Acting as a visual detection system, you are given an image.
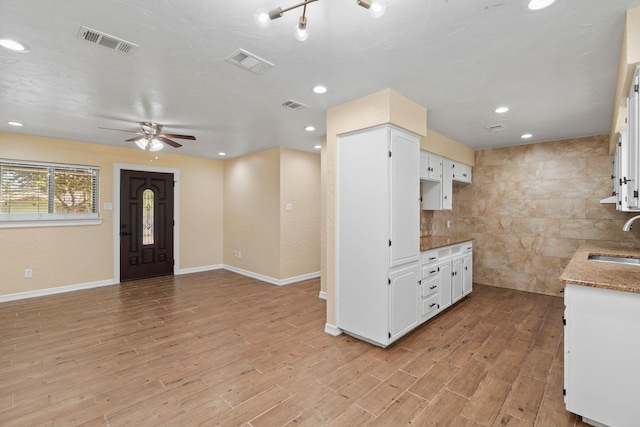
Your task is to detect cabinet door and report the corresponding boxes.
[442,159,453,210]
[627,70,640,209]
[451,255,463,303]
[419,151,430,180]
[429,155,443,181]
[463,252,473,296]
[389,264,420,341]
[389,128,420,267]
[438,260,452,311]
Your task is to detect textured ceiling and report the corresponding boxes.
[1,0,640,159]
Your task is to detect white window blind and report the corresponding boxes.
[0,159,99,225]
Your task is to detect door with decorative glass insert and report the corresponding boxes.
[120,170,174,281]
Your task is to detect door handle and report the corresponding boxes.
[120,232,132,236]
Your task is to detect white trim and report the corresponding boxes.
[0,218,102,228]
[223,265,320,286]
[113,164,180,283]
[0,279,115,303]
[324,323,343,336]
[318,291,327,300]
[176,264,224,275]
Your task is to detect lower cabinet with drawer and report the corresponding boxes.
[420,241,472,324]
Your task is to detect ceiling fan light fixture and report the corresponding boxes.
[149,138,164,152]
[135,138,149,150]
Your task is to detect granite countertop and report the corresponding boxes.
[420,235,474,252]
[560,243,640,294]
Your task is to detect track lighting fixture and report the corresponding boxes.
[255,0,386,41]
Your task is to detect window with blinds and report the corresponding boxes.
[0,159,99,221]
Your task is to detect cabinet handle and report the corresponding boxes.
[429,303,436,308]
[429,269,437,274]
[464,266,468,270]
[429,257,436,261]
[430,285,437,290]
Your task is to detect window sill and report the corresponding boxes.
[0,215,103,228]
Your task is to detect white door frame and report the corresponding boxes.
[113,163,180,283]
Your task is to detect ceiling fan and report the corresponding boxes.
[99,121,196,151]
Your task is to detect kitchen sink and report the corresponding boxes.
[588,254,640,265]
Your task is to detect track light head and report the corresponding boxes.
[357,0,372,8]
[269,7,284,19]
[295,15,309,41]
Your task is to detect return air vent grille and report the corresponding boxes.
[77,26,138,55]
[225,49,274,74]
[485,123,507,132]
[281,99,310,110]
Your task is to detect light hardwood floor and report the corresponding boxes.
[0,270,588,426]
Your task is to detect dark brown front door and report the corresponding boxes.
[120,170,174,281]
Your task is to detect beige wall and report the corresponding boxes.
[280,149,321,278]
[224,147,321,281]
[0,132,223,296]
[422,128,475,166]
[426,135,640,296]
[324,89,428,326]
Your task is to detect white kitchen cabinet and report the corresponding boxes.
[564,284,640,427]
[613,66,640,211]
[452,161,472,184]
[419,151,442,182]
[451,253,464,304]
[422,159,452,211]
[462,242,473,296]
[336,125,420,347]
[438,252,452,311]
[420,249,440,322]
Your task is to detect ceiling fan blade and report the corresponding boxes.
[125,136,146,142]
[98,126,141,134]
[158,136,182,148]
[162,133,196,140]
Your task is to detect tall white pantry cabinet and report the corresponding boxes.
[337,125,420,347]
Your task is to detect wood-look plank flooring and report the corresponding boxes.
[0,270,588,426]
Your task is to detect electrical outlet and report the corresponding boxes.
[447,220,451,228]
[24,269,32,278]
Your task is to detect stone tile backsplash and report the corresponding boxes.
[421,134,640,296]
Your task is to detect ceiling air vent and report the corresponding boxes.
[225,49,274,74]
[77,26,138,55]
[281,99,310,110]
[485,123,507,132]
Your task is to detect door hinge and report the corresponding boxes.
[562,316,566,326]
[563,388,566,396]
[635,190,639,198]
[173,180,176,187]
[388,332,391,338]
[389,240,392,247]
[389,151,392,158]
[635,84,639,92]
[388,278,391,285]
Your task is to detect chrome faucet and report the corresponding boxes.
[622,214,640,231]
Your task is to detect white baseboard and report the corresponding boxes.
[324,323,343,336]
[223,265,320,286]
[176,264,224,275]
[0,279,115,303]
[318,291,327,300]
[0,266,320,303]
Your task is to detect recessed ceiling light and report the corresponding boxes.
[312,85,327,94]
[521,133,533,139]
[526,0,557,11]
[7,121,24,126]
[218,152,226,156]
[305,125,316,132]
[495,107,509,114]
[0,39,29,52]
[314,145,322,149]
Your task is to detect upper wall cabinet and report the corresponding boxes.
[614,66,640,211]
[420,151,472,210]
[452,161,472,184]
[420,151,443,182]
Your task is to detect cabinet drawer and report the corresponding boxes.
[422,294,439,317]
[421,263,439,280]
[421,249,438,264]
[422,276,438,297]
[463,242,473,252]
